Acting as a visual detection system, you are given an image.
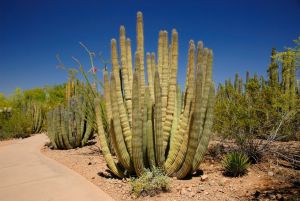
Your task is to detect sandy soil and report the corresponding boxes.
[0,138,23,148]
[41,139,300,201]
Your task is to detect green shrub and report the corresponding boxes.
[214,45,300,142]
[130,168,171,197]
[222,152,250,177]
[0,108,31,140]
[0,85,65,140]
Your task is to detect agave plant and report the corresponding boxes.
[94,12,215,179]
[222,152,250,177]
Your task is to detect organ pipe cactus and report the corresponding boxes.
[47,95,94,149]
[65,69,80,102]
[94,12,215,179]
[28,102,44,134]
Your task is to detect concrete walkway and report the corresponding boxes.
[0,134,114,201]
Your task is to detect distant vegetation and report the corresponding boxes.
[214,39,300,162]
[0,85,65,140]
[214,46,300,140]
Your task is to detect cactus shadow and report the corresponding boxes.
[180,169,204,180]
[193,169,204,177]
[251,180,300,200]
[85,141,97,146]
[97,169,120,179]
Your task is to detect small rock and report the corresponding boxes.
[180,188,188,195]
[268,171,274,176]
[196,186,205,193]
[200,175,208,181]
[187,187,192,192]
[88,162,92,165]
[189,192,196,198]
[269,194,276,199]
[204,191,209,195]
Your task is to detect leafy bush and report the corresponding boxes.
[130,168,171,197]
[0,108,31,140]
[214,46,300,143]
[222,152,250,177]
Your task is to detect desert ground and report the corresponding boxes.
[41,136,300,201]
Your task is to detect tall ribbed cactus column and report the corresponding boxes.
[154,71,164,167]
[111,39,133,156]
[110,73,132,171]
[137,12,145,115]
[126,38,133,90]
[95,97,124,178]
[132,55,144,175]
[103,69,112,121]
[162,29,178,153]
[94,11,215,179]
[165,41,196,176]
[119,26,132,124]
[146,53,154,101]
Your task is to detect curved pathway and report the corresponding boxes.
[0,134,114,201]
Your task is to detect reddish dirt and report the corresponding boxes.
[41,139,300,201]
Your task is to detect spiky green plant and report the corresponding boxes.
[222,152,250,177]
[94,11,215,179]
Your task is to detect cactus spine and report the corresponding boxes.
[95,12,215,179]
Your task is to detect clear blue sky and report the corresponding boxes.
[1,0,299,95]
